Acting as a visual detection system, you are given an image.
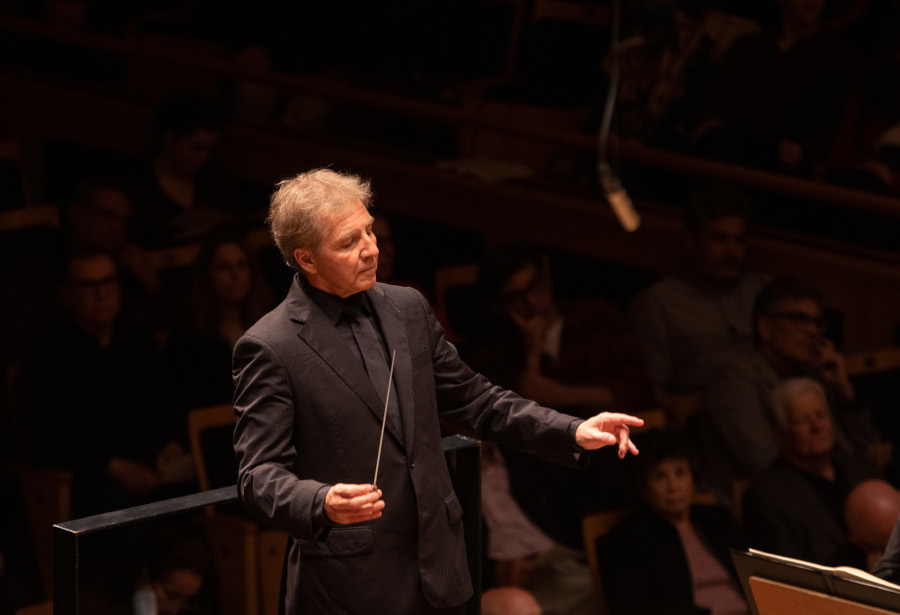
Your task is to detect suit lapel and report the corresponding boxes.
[287,278,406,447]
[368,285,415,457]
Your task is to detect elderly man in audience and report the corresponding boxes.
[742,377,891,567]
[700,275,878,507]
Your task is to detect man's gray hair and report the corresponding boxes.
[267,168,372,271]
[769,377,828,432]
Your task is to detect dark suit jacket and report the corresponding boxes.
[742,452,875,567]
[597,505,746,615]
[232,277,582,614]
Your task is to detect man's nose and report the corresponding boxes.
[362,234,379,258]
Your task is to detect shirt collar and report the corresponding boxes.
[300,276,371,324]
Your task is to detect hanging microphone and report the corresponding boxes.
[598,161,640,232]
[596,0,639,232]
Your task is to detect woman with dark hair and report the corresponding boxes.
[166,229,274,413]
[597,429,748,615]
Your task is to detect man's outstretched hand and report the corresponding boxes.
[575,412,644,458]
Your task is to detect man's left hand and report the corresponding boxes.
[575,412,644,458]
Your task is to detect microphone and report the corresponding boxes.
[598,161,640,232]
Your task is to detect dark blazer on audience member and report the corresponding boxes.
[742,451,875,567]
[597,505,745,615]
[232,277,584,614]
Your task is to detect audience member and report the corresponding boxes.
[481,586,543,615]
[127,93,252,248]
[597,428,748,615]
[17,249,192,517]
[873,510,900,584]
[165,228,274,414]
[480,442,597,615]
[694,0,865,177]
[700,275,879,507]
[471,244,655,549]
[0,176,167,363]
[844,479,900,571]
[476,244,656,419]
[131,521,216,615]
[628,183,769,410]
[612,1,759,150]
[742,377,886,567]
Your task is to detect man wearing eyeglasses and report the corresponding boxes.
[699,275,878,509]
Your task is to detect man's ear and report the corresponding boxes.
[294,248,316,276]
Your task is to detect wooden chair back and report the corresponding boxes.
[581,508,631,615]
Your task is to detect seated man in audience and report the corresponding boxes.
[742,378,888,567]
[628,183,769,416]
[0,176,166,362]
[701,275,878,507]
[17,249,192,517]
[844,478,900,572]
[476,243,656,419]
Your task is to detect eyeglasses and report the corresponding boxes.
[769,311,827,332]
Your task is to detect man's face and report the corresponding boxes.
[643,458,695,522]
[71,187,132,254]
[164,128,219,175]
[688,215,748,283]
[61,254,121,329]
[295,200,378,298]
[758,298,826,365]
[209,242,251,305]
[782,389,834,459]
[153,568,204,615]
[495,261,555,322]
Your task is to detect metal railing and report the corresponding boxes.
[52,435,482,615]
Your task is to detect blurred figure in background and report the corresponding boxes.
[628,183,768,419]
[598,428,748,615]
[741,377,886,567]
[166,228,274,411]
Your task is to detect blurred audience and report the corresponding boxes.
[17,249,192,517]
[481,586,542,615]
[844,478,900,571]
[480,442,597,615]
[0,176,167,363]
[165,228,274,414]
[628,183,769,413]
[742,377,887,567]
[612,0,759,150]
[126,93,253,248]
[476,243,656,419]
[131,521,217,615]
[700,275,879,507]
[694,0,865,178]
[597,428,748,615]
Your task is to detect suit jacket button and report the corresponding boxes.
[409,460,415,469]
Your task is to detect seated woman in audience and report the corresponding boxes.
[597,428,748,615]
[166,228,274,414]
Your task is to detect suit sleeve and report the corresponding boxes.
[410,290,584,468]
[232,333,330,540]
